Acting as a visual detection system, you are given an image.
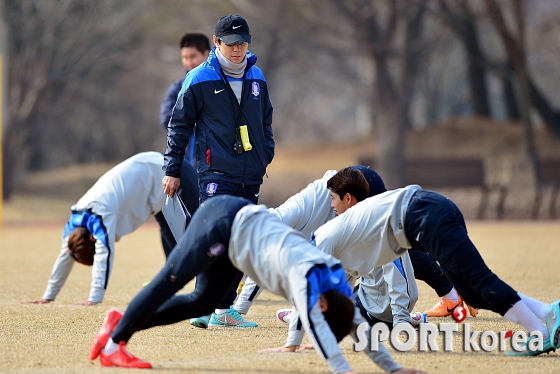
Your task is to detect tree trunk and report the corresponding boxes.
[502,70,520,120]
[439,0,491,117]
[462,19,491,116]
[528,79,560,136]
[374,56,405,189]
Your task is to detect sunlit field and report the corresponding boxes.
[1,221,558,373]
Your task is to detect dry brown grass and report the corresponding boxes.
[1,221,559,373]
[1,123,560,372]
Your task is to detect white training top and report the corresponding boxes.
[229,205,400,373]
[269,170,336,241]
[314,185,422,279]
[43,152,166,303]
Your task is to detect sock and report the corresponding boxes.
[102,338,119,355]
[443,288,460,303]
[504,300,549,339]
[518,293,550,321]
[215,308,228,315]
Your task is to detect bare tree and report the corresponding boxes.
[484,0,537,179]
[484,0,560,136]
[2,0,143,199]
[437,0,491,117]
[331,0,427,188]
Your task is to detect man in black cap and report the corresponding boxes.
[162,14,274,328]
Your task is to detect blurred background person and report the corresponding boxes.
[159,33,211,166]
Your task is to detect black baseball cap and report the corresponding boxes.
[351,166,387,197]
[214,14,251,44]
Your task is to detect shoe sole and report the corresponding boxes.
[90,308,123,360]
[208,323,258,328]
[549,302,560,349]
[190,321,208,329]
[100,353,152,368]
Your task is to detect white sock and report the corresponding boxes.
[504,300,549,339]
[518,293,550,321]
[443,288,460,303]
[214,308,228,315]
[102,338,119,355]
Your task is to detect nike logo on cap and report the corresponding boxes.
[214,89,225,94]
[233,25,241,29]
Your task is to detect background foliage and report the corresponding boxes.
[3,0,560,198]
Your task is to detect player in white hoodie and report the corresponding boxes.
[234,167,419,337]
[89,195,425,373]
[21,152,198,305]
[313,185,560,357]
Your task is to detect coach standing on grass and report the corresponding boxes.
[161,14,274,328]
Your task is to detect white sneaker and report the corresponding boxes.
[276,308,292,324]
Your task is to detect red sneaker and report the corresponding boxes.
[89,308,124,360]
[100,341,152,368]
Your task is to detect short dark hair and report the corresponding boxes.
[180,33,210,53]
[323,290,355,342]
[327,167,370,202]
[67,227,95,266]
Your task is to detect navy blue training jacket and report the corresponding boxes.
[163,47,274,185]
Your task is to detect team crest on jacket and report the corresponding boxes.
[208,243,225,257]
[206,182,218,196]
[251,82,260,98]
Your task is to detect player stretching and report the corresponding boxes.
[235,167,420,335]
[22,152,198,305]
[313,185,560,356]
[89,195,425,373]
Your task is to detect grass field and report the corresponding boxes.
[1,221,559,373]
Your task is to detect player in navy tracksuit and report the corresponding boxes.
[161,15,274,328]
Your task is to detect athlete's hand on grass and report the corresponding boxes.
[21,299,53,304]
[297,343,314,350]
[393,368,428,374]
[73,300,100,306]
[162,176,180,197]
[258,345,298,353]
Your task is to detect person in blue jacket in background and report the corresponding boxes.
[159,33,210,166]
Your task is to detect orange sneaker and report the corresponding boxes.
[424,297,463,317]
[100,341,152,368]
[465,303,478,317]
[455,292,479,317]
[90,308,124,360]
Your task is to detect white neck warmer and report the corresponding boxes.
[215,47,247,78]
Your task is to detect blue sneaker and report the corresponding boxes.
[208,306,258,328]
[190,315,210,329]
[506,335,555,357]
[545,300,560,349]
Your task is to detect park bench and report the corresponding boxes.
[533,158,560,218]
[357,156,507,219]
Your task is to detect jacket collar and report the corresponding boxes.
[208,46,257,74]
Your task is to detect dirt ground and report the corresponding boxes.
[1,122,559,373]
[1,221,559,373]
